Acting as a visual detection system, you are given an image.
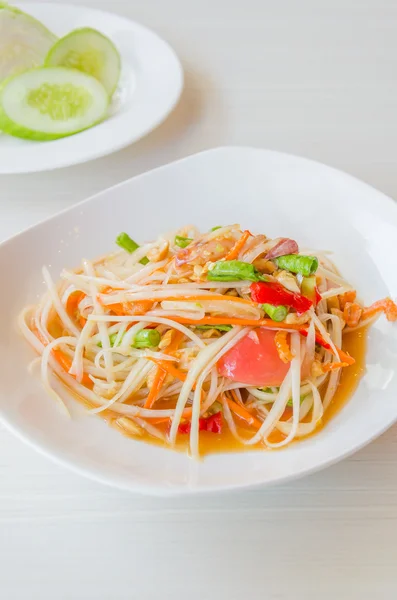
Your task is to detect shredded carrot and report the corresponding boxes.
[322,361,349,372]
[343,302,362,328]
[105,299,154,316]
[151,317,353,367]
[99,288,153,316]
[274,330,294,363]
[32,325,92,387]
[223,230,251,261]
[66,292,86,327]
[230,388,245,408]
[66,291,87,328]
[361,297,397,322]
[319,338,355,365]
[147,356,206,418]
[101,292,255,308]
[128,300,154,314]
[339,290,357,310]
[149,359,189,384]
[144,331,184,408]
[144,368,168,409]
[330,347,354,366]
[147,417,171,425]
[52,349,92,387]
[226,396,262,429]
[299,327,355,365]
[153,294,255,306]
[66,291,86,315]
[165,315,301,330]
[146,407,193,420]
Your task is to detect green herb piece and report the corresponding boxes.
[116,232,149,265]
[275,254,318,277]
[207,260,265,282]
[262,303,288,322]
[175,235,193,248]
[195,324,233,332]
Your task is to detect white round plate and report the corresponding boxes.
[0,147,396,495]
[0,3,183,174]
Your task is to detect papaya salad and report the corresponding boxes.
[19,224,397,458]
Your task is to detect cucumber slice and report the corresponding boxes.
[0,4,56,81]
[45,27,121,97]
[0,66,109,140]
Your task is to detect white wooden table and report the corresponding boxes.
[2,1,397,598]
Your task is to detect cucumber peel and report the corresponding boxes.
[45,27,121,96]
[0,66,109,140]
[0,4,56,81]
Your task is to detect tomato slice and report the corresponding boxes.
[218,328,291,387]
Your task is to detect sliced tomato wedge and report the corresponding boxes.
[218,328,291,387]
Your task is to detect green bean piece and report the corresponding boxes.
[300,275,317,300]
[98,329,160,349]
[262,303,288,322]
[195,324,233,332]
[133,329,161,349]
[115,232,149,265]
[207,401,223,415]
[275,254,318,277]
[207,260,265,282]
[175,235,193,248]
[287,395,307,408]
[97,332,121,348]
[258,388,306,408]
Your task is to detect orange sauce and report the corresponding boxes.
[111,327,368,456]
[318,327,367,428]
[46,308,367,456]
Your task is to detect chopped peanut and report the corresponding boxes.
[311,361,324,378]
[285,311,311,325]
[275,270,300,294]
[147,239,169,262]
[252,258,277,274]
[158,329,174,350]
[115,417,144,437]
[201,328,222,339]
[93,382,121,399]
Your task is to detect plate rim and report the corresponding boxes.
[1,144,396,249]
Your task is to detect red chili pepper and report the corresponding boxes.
[178,421,191,434]
[178,412,223,435]
[204,412,222,433]
[250,281,312,314]
[315,287,322,306]
[299,328,331,351]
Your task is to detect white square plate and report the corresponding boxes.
[1,147,397,494]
